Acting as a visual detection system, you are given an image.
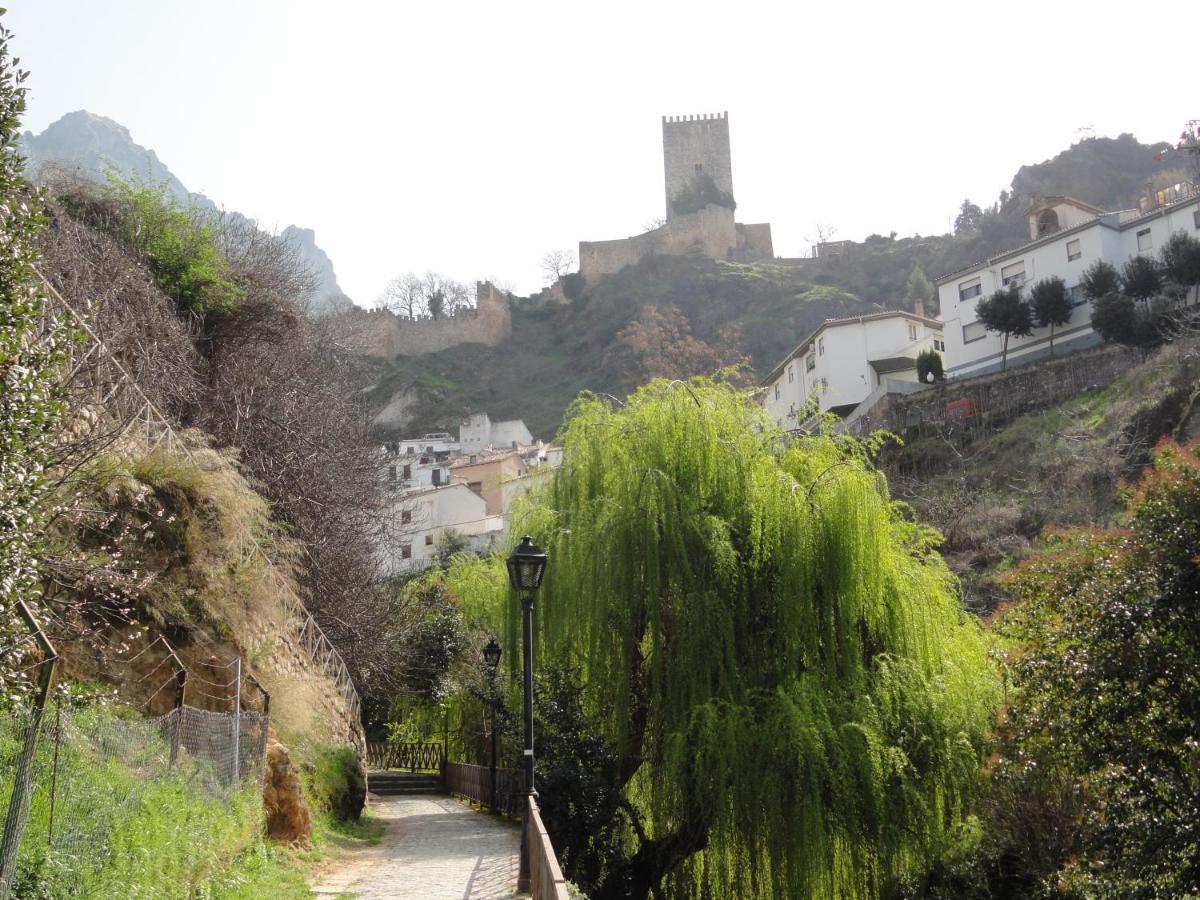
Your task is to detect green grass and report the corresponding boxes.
[0,697,379,898]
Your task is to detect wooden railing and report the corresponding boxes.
[443,760,523,817]
[364,741,444,772]
[527,797,569,900]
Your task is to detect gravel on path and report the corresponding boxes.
[310,794,521,899]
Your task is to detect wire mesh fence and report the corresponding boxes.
[0,694,267,898]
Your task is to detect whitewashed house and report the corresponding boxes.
[938,191,1200,378]
[397,432,458,457]
[382,441,454,492]
[378,482,504,575]
[762,311,944,428]
[459,413,534,454]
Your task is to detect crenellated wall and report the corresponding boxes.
[580,205,740,280]
[579,206,774,281]
[662,112,733,221]
[354,281,512,359]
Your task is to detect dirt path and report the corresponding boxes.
[310,795,521,899]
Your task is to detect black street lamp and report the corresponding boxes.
[506,535,547,893]
[482,637,502,815]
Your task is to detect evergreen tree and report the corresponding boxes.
[1029,276,1072,356]
[1121,254,1163,302]
[1090,291,1138,346]
[916,348,943,382]
[954,199,983,236]
[906,264,934,314]
[975,284,1033,371]
[1079,259,1120,302]
[502,380,1000,899]
[1159,231,1200,305]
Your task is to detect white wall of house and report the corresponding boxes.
[384,456,452,492]
[939,198,1200,379]
[397,435,458,457]
[763,313,943,428]
[460,413,535,454]
[378,482,502,575]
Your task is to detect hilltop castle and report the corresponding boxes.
[579,112,774,280]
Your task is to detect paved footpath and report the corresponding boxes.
[310,795,522,899]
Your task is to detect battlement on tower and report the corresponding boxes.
[662,111,734,221]
[662,112,728,124]
[577,111,773,282]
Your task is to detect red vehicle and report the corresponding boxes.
[945,397,980,421]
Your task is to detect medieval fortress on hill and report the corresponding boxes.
[360,112,771,360]
[579,112,774,280]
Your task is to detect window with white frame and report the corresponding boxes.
[933,338,945,352]
[805,354,815,372]
[958,277,981,302]
[1069,284,1086,307]
[907,323,918,341]
[1066,239,1081,261]
[774,384,780,400]
[818,336,825,356]
[962,321,987,343]
[1194,209,1200,229]
[787,365,794,383]
[1001,261,1026,286]
[1137,228,1152,251]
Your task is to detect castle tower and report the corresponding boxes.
[662,112,733,221]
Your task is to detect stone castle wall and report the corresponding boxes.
[736,222,774,259]
[662,113,733,220]
[355,281,512,359]
[580,205,739,280]
[580,207,774,281]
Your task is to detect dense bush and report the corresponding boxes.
[916,347,944,382]
[995,441,1200,896]
[99,179,245,317]
[303,746,366,822]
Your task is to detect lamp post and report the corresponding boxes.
[506,535,547,893]
[482,637,502,815]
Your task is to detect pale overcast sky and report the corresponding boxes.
[7,1,1196,303]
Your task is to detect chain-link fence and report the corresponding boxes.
[0,694,267,898]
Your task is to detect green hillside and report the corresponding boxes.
[367,132,1187,440]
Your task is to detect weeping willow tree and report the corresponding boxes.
[499,379,1000,899]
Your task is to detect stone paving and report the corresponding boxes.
[310,794,521,899]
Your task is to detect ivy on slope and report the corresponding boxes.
[500,379,1000,898]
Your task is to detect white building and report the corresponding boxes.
[396,432,458,457]
[382,441,454,492]
[938,191,1200,378]
[762,311,944,428]
[378,482,504,575]
[459,413,534,454]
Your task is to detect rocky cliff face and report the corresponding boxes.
[21,110,351,313]
[281,225,353,315]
